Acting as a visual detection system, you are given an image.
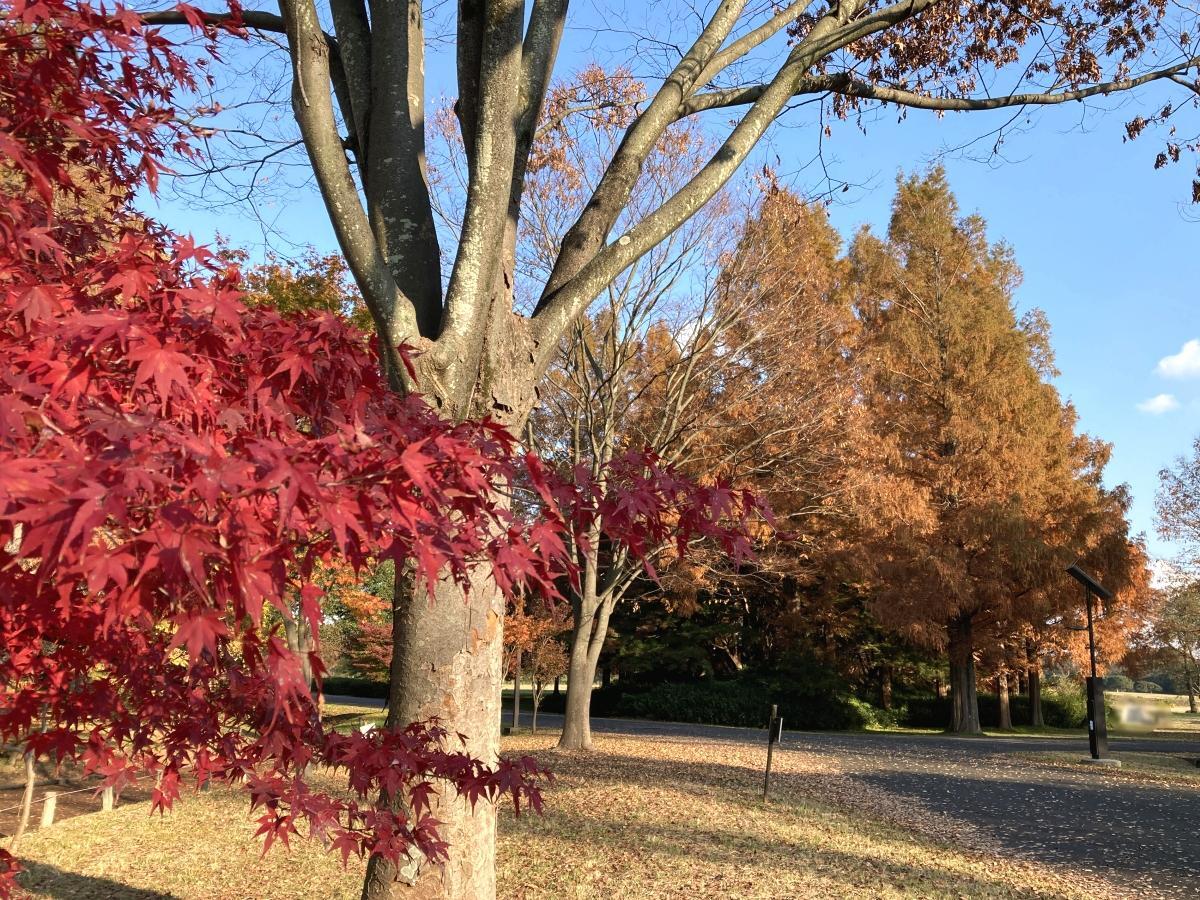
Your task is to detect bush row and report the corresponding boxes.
[322,676,389,699]
[322,672,1089,732]
[898,688,1086,729]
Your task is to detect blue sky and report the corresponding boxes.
[146,10,1200,563]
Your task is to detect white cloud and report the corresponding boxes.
[1137,393,1180,414]
[1156,339,1200,379]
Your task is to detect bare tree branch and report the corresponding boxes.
[682,59,1200,117]
[276,0,419,379]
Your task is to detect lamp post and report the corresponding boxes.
[1066,563,1114,761]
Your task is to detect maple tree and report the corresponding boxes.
[0,4,762,898]
[36,0,1200,892]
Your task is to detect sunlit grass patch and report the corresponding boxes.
[13,731,1134,899]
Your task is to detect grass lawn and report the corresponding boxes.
[10,714,1138,900]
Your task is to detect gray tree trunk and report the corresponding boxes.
[1184,654,1197,713]
[361,563,505,899]
[558,586,614,750]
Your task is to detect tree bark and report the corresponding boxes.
[1027,652,1044,729]
[947,614,981,734]
[558,623,597,750]
[510,649,521,732]
[997,670,1012,731]
[1184,654,1197,714]
[879,665,893,711]
[553,676,560,697]
[558,561,615,750]
[361,562,504,900]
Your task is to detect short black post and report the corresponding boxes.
[763,704,780,800]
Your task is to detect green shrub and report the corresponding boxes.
[1104,674,1134,691]
[554,661,875,731]
[1133,680,1163,694]
[1041,686,1086,728]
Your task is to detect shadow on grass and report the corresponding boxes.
[527,743,838,807]
[18,860,179,899]
[507,793,1053,898]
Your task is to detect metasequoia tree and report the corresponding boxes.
[849,169,1130,733]
[75,0,1200,893]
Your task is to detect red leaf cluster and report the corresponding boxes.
[0,0,562,889]
[0,0,765,891]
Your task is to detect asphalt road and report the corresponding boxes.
[325,696,1199,898]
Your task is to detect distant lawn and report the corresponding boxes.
[12,719,1138,899]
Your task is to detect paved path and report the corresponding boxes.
[325,696,1199,897]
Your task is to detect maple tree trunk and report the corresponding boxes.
[361,562,504,900]
[997,670,1012,731]
[553,676,560,697]
[879,666,893,711]
[531,687,540,734]
[947,615,981,734]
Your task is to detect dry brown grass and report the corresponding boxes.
[11,729,1137,899]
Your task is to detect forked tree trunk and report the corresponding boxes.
[947,614,981,734]
[361,563,505,900]
[997,670,1012,731]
